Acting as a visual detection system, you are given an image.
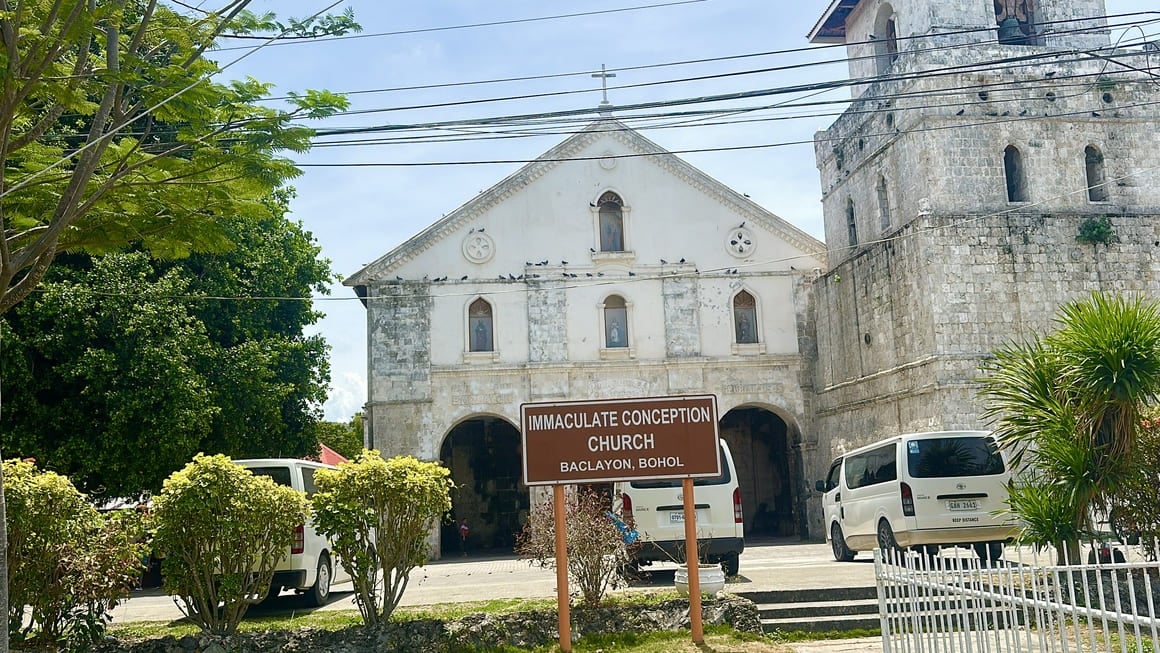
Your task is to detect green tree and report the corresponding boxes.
[0,3,356,646]
[313,412,365,461]
[311,452,453,626]
[152,454,307,636]
[980,293,1160,562]
[0,203,333,496]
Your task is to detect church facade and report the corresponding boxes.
[345,122,826,555]
[347,0,1160,554]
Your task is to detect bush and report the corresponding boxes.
[516,488,636,606]
[311,451,453,626]
[5,458,146,650]
[151,453,308,635]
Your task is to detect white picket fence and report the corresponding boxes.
[875,543,1160,653]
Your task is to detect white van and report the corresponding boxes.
[615,440,744,576]
[235,458,350,605]
[815,431,1018,562]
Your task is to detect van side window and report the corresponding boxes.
[248,466,293,488]
[825,460,842,491]
[845,444,897,489]
[906,436,1005,478]
[302,468,318,497]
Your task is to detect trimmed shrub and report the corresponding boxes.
[311,451,453,626]
[5,458,145,650]
[152,453,308,635]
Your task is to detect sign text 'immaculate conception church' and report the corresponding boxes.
[520,395,720,485]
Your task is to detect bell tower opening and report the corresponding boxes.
[995,0,1041,45]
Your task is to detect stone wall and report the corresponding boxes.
[663,276,701,357]
[96,595,762,653]
[804,210,1160,537]
[527,281,568,363]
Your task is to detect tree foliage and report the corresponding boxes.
[516,488,636,606]
[0,0,351,314]
[311,452,453,626]
[151,453,308,636]
[313,412,365,461]
[980,293,1160,562]
[5,459,145,649]
[0,201,334,496]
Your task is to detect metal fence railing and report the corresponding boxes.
[875,543,1160,653]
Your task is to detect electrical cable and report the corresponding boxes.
[214,0,710,49]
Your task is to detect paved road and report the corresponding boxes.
[111,538,878,624]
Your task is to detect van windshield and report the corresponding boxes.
[629,446,731,488]
[906,436,1005,478]
[248,467,293,487]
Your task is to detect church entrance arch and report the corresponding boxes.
[439,415,529,557]
[718,406,802,538]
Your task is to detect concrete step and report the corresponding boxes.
[760,598,879,620]
[762,613,883,633]
[735,585,882,634]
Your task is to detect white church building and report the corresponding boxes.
[345,118,826,555]
[346,0,1160,557]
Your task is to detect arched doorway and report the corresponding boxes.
[439,415,529,556]
[718,406,801,538]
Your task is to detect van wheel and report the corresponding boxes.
[876,520,900,556]
[721,552,740,577]
[305,553,332,607]
[972,541,1004,562]
[831,524,856,562]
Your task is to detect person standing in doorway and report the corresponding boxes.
[458,519,470,556]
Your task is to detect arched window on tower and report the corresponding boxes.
[603,295,628,348]
[846,198,858,247]
[876,175,891,231]
[1085,145,1108,202]
[598,192,625,252]
[873,5,900,75]
[733,291,758,344]
[1004,145,1028,202]
[468,298,494,352]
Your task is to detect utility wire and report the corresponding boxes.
[250,12,1157,102]
[215,0,710,49]
[46,159,1160,303]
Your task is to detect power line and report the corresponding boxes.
[214,0,710,50]
[252,12,1157,106]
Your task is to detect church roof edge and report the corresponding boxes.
[809,0,861,43]
[344,117,824,288]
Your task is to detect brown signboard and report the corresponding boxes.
[520,395,720,486]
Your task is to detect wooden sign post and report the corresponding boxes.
[553,485,572,651]
[520,395,720,651]
[682,477,704,643]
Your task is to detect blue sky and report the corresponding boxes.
[215,0,1156,421]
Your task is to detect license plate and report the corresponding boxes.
[668,510,706,524]
[946,500,979,511]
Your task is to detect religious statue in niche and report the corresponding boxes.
[473,320,491,352]
[608,319,625,347]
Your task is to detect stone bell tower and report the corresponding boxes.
[800,0,1160,536]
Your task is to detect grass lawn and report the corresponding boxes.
[107,593,801,651]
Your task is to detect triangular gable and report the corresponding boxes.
[344,118,824,287]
